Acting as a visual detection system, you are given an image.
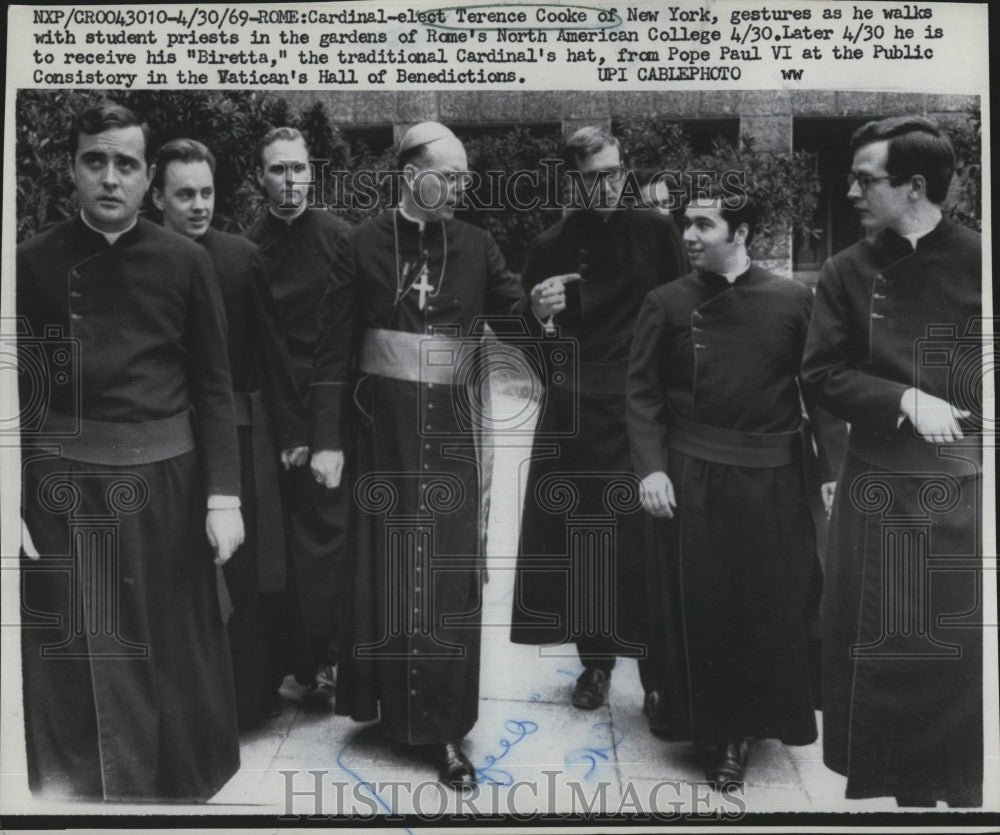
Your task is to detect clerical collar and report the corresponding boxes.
[900,215,943,250]
[268,202,308,225]
[398,204,426,231]
[721,255,752,284]
[80,210,137,244]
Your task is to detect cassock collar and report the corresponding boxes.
[265,205,311,231]
[74,212,143,248]
[572,207,625,229]
[697,262,756,288]
[195,227,216,246]
[394,207,446,239]
[78,210,139,245]
[877,216,951,257]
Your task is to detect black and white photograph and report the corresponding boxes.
[1,0,994,830]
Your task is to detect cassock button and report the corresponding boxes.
[428,403,434,409]
[871,312,885,320]
[69,291,82,300]
[411,669,418,675]
[410,689,417,696]
[424,443,431,450]
[69,270,80,280]
[71,313,82,321]
[694,343,705,349]
[423,463,429,470]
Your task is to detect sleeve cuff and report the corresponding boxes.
[207,495,241,510]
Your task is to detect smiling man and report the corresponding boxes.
[626,186,821,788]
[802,116,983,807]
[152,138,313,729]
[17,103,242,800]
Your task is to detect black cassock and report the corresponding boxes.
[801,219,983,807]
[311,210,532,744]
[245,209,352,657]
[17,217,240,800]
[198,227,313,727]
[627,265,819,747]
[510,208,687,683]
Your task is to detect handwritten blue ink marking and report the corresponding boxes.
[336,745,413,835]
[474,719,539,785]
[564,720,625,780]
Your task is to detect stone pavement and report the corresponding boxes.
[204,392,897,819]
[0,391,905,819]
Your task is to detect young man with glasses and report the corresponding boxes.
[802,115,983,807]
[511,127,687,717]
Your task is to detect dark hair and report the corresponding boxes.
[561,126,624,169]
[850,116,955,204]
[685,181,760,247]
[151,138,216,192]
[70,102,152,163]
[257,126,307,168]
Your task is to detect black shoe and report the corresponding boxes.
[304,663,337,701]
[433,742,477,791]
[707,739,749,788]
[571,668,610,710]
[643,691,670,739]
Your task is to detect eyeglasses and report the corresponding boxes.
[576,166,626,185]
[847,172,897,193]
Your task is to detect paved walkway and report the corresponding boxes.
[0,392,915,819]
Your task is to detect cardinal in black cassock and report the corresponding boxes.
[309,123,539,789]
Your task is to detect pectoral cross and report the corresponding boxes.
[412,263,434,310]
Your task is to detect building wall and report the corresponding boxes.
[281,89,979,276]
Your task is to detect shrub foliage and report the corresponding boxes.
[16,91,981,270]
